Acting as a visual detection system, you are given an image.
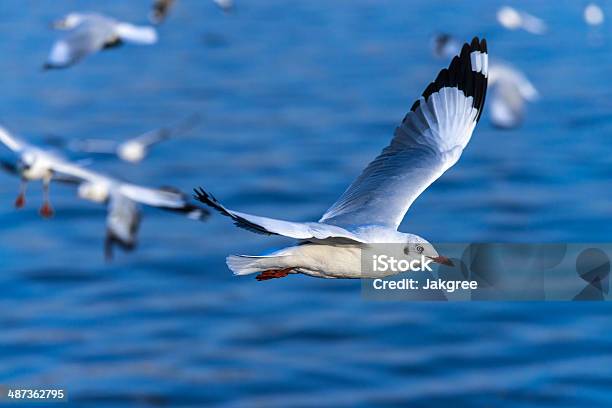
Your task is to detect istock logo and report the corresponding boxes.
[372,255,433,273]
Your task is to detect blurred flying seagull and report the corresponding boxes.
[194,37,488,281]
[497,6,547,34]
[60,167,208,260]
[150,0,176,23]
[0,126,208,257]
[150,0,234,23]
[48,114,201,164]
[487,62,538,128]
[432,33,538,129]
[45,12,158,69]
[213,0,235,12]
[0,126,71,217]
[584,3,605,26]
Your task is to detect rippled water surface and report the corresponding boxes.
[1,0,612,406]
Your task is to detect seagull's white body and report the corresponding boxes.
[46,12,157,69]
[117,141,146,163]
[195,38,489,280]
[227,227,416,279]
[0,126,208,257]
[20,151,54,181]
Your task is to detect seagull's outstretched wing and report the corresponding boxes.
[125,114,201,149]
[0,126,27,152]
[105,191,141,260]
[48,157,106,184]
[115,23,158,44]
[120,184,208,220]
[320,37,488,230]
[45,17,115,69]
[128,128,171,149]
[193,187,366,243]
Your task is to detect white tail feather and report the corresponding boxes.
[226,255,289,276]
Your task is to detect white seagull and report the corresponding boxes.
[432,33,538,129]
[194,37,488,281]
[487,62,538,128]
[0,126,67,217]
[0,126,208,257]
[497,6,547,35]
[50,115,201,164]
[584,3,605,26]
[61,167,208,259]
[45,12,158,69]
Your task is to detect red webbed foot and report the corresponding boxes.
[256,268,293,281]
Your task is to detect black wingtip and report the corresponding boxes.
[470,37,480,50]
[193,187,225,214]
[412,36,488,122]
[469,36,487,52]
[193,187,210,205]
[192,187,273,235]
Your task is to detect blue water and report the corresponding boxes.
[1,0,612,406]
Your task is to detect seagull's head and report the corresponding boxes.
[78,182,109,203]
[404,236,454,267]
[52,13,84,30]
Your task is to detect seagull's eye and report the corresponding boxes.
[416,245,424,254]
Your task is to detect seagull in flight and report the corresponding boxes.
[0,126,208,257]
[194,37,488,281]
[45,12,158,69]
[0,126,69,217]
[497,6,547,35]
[47,115,201,164]
[487,62,538,128]
[150,0,234,23]
[432,33,538,129]
[150,0,176,23]
[59,166,208,260]
[584,3,605,26]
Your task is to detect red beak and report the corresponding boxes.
[429,256,454,267]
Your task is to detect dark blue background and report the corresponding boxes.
[0,1,611,406]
